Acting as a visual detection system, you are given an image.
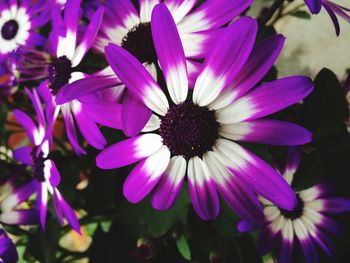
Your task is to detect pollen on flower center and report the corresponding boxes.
[160,102,219,160]
[48,56,72,94]
[121,22,157,64]
[1,19,19,40]
[31,147,46,182]
[279,194,304,220]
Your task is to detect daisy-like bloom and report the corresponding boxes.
[55,0,253,137]
[305,0,350,35]
[0,0,46,59]
[96,5,314,225]
[0,228,18,263]
[0,172,38,226]
[256,148,350,263]
[16,0,122,155]
[11,82,80,233]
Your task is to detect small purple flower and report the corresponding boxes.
[12,83,80,233]
[0,0,46,59]
[0,228,18,263]
[0,172,38,226]
[95,4,313,226]
[305,0,350,35]
[255,148,350,262]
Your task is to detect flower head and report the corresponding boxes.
[12,82,80,233]
[0,0,46,58]
[256,147,350,262]
[55,0,254,137]
[305,0,350,35]
[96,5,313,227]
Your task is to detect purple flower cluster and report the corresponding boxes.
[0,0,349,262]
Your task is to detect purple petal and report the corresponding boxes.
[48,160,61,187]
[1,180,37,212]
[63,0,82,58]
[323,2,341,36]
[71,101,107,150]
[164,0,197,23]
[284,147,301,177]
[13,109,38,145]
[305,0,322,14]
[151,3,188,104]
[105,44,169,115]
[56,75,121,104]
[82,101,122,130]
[213,34,285,108]
[256,227,278,255]
[151,156,186,210]
[53,189,81,234]
[277,238,294,263]
[72,7,104,67]
[219,120,312,146]
[187,156,219,220]
[215,139,297,210]
[177,0,253,33]
[321,197,350,213]
[105,0,140,30]
[139,0,159,22]
[36,183,48,230]
[236,220,258,232]
[187,59,202,88]
[217,76,314,124]
[123,146,171,203]
[0,209,38,225]
[122,91,152,137]
[294,220,319,263]
[61,104,86,155]
[203,151,264,226]
[313,229,336,258]
[96,134,163,169]
[13,146,33,165]
[193,17,257,106]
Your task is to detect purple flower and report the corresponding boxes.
[96,4,314,226]
[55,0,253,137]
[12,83,80,233]
[0,0,46,59]
[305,0,350,35]
[0,229,18,263]
[15,0,122,155]
[0,172,38,226]
[255,148,350,262]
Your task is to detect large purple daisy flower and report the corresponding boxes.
[256,147,350,262]
[305,0,350,35]
[12,82,80,233]
[96,4,313,225]
[0,172,38,226]
[55,0,253,137]
[0,0,46,59]
[0,228,18,263]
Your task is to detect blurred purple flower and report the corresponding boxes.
[95,5,314,226]
[55,0,253,137]
[0,57,16,103]
[0,0,46,59]
[305,0,350,35]
[12,83,80,233]
[255,148,350,262]
[0,229,18,263]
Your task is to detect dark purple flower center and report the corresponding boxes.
[1,19,19,40]
[31,147,46,182]
[121,22,157,64]
[48,56,72,94]
[160,102,219,160]
[280,194,304,220]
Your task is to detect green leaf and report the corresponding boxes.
[292,10,311,19]
[118,186,190,238]
[100,221,112,233]
[176,235,191,261]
